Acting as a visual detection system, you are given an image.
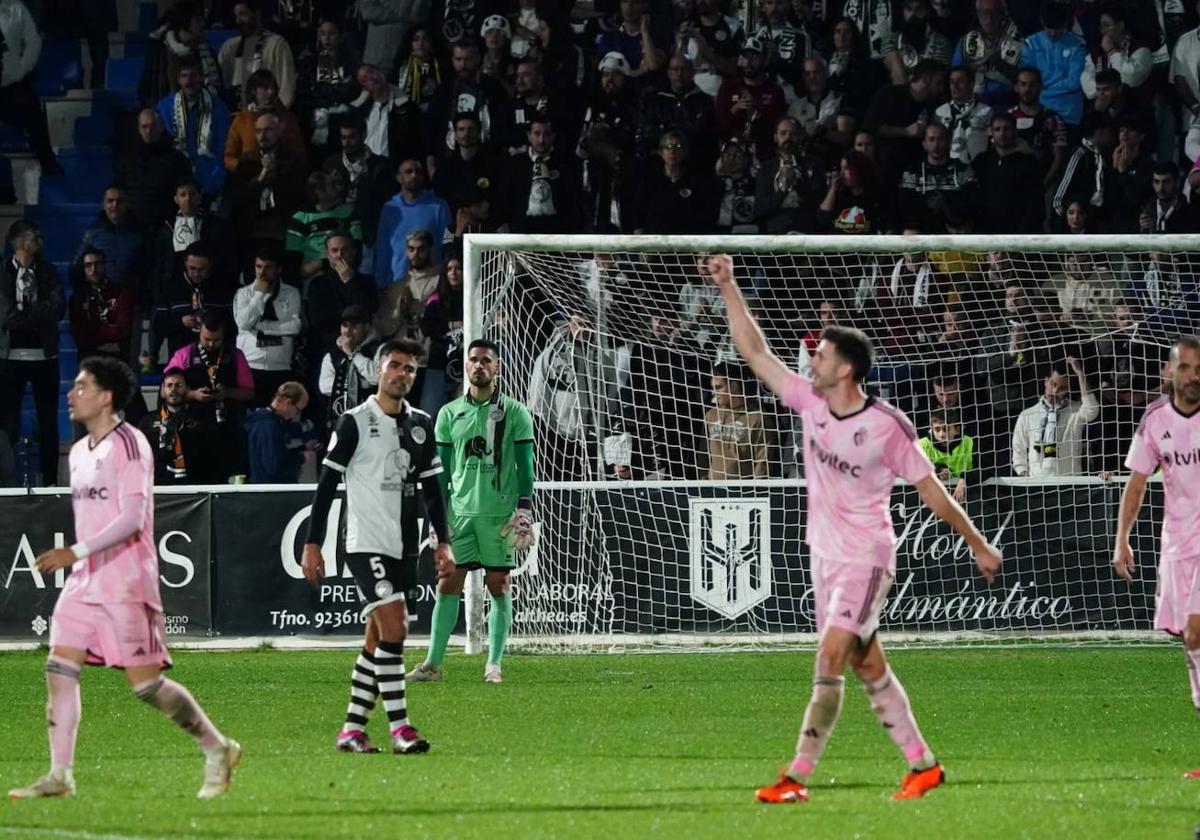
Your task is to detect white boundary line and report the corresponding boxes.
[0,630,1172,654]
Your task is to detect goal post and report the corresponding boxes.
[461,233,1193,651]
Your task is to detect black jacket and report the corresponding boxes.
[637,85,717,168]
[497,147,582,234]
[0,259,65,359]
[152,213,238,302]
[972,146,1044,234]
[352,95,426,167]
[321,150,396,245]
[305,266,379,360]
[114,137,195,228]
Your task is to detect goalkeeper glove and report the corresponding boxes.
[500,501,535,550]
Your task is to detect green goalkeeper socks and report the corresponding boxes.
[426,593,461,666]
[488,593,512,667]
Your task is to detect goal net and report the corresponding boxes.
[462,234,1190,651]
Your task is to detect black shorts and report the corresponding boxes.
[345,552,418,614]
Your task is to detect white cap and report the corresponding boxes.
[598,51,631,75]
[481,15,511,38]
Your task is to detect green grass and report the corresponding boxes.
[0,647,1195,839]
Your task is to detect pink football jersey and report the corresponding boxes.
[1125,394,1200,562]
[780,372,933,571]
[60,423,161,608]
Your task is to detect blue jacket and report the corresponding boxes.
[372,190,451,287]
[1019,31,1087,125]
[73,214,147,292]
[244,407,301,484]
[155,92,232,196]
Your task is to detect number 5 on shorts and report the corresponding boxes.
[370,556,386,579]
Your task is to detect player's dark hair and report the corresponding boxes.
[467,338,501,357]
[377,338,425,363]
[930,406,961,428]
[1152,160,1180,179]
[341,114,367,135]
[176,55,204,77]
[79,356,137,411]
[1173,336,1200,358]
[1039,1,1072,29]
[820,324,873,382]
[254,244,282,266]
[200,310,227,333]
[184,241,212,261]
[7,218,40,244]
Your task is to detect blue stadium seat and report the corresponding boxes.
[57,393,72,443]
[34,37,83,97]
[58,349,78,385]
[19,389,35,438]
[205,29,237,56]
[0,121,29,153]
[27,204,95,264]
[72,113,118,147]
[39,147,114,203]
[105,58,142,93]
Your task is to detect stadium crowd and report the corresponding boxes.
[0,0,1195,490]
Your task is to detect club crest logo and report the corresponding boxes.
[689,498,771,619]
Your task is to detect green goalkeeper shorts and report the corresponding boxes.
[450,513,515,571]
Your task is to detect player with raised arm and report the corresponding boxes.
[9,357,240,801]
[301,339,451,754]
[409,339,536,685]
[1114,336,1200,777]
[707,255,1002,804]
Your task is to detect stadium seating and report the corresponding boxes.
[33,37,83,97]
[103,57,142,96]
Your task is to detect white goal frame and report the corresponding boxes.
[459,233,1194,653]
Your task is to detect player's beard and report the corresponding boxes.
[382,378,411,401]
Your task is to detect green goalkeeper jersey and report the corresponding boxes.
[435,391,535,518]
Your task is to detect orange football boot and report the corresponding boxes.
[893,763,945,800]
[756,774,809,804]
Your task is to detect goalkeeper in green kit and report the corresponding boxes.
[409,339,536,684]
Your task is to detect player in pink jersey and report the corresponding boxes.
[1115,336,1200,778]
[707,254,1002,804]
[8,357,240,801]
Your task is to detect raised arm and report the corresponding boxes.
[1113,470,1149,583]
[707,254,794,397]
[913,474,1002,583]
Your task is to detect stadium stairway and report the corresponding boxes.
[6,0,162,486]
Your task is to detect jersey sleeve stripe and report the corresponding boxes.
[869,401,918,441]
[1135,394,1172,437]
[115,424,139,459]
[114,424,133,459]
[418,466,444,478]
[321,458,348,473]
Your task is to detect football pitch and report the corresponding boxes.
[0,646,1195,839]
